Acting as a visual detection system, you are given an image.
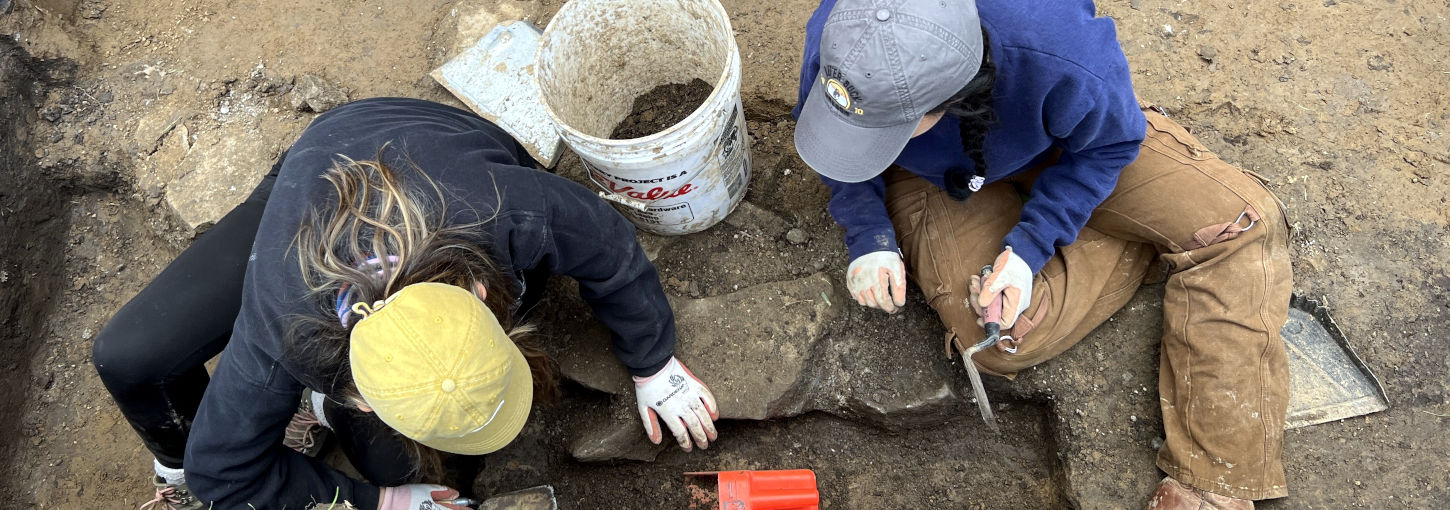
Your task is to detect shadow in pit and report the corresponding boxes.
[0,38,76,478]
[474,383,1071,509]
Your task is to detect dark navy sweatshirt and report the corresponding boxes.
[793,0,1146,273]
[184,98,675,508]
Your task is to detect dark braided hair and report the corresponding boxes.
[930,28,997,200]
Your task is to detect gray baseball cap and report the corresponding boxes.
[794,0,984,183]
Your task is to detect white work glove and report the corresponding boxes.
[633,356,719,451]
[970,246,1033,328]
[378,484,469,510]
[846,251,908,313]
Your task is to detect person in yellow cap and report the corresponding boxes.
[92,98,719,510]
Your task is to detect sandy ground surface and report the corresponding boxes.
[1,0,1447,507]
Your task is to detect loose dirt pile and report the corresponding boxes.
[609,78,713,139]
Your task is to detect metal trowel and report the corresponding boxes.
[956,266,1006,434]
[431,21,564,168]
[953,289,1387,431]
[458,485,556,510]
[1283,294,1389,428]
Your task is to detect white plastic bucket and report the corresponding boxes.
[536,0,750,235]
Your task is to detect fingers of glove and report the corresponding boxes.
[676,362,720,420]
[429,488,468,510]
[680,406,711,450]
[429,487,460,501]
[867,287,889,312]
[664,414,694,451]
[382,484,462,510]
[976,281,999,309]
[1000,286,1024,328]
[888,263,907,308]
[984,249,1016,294]
[639,406,663,444]
[967,275,986,318]
[693,401,719,441]
[874,267,897,313]
[696,381,720,420]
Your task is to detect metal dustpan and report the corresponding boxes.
[431,21,564,168]
[1283,294,1389,428]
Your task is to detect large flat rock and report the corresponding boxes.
[549,272,970,462]
[163,123,284,234]
[131,103,295,236]
[553,272,838,420]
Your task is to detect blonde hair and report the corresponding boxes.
[288,145,557,482]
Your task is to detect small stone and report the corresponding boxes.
[1197,45,1217,62]
[289,74,349,113]
[1366,55,1392,71]
[255,76,293,97]
[80,0,106,18]
[785,228,809,245]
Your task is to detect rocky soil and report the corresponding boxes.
[1,0,1446,508]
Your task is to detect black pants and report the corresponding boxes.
[91,152,423,485]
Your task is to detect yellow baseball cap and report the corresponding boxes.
[348,282,533,455]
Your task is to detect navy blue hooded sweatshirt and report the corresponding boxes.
[793,0,1146,273]
[184,98,675,508]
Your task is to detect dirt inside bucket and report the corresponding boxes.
[609,78,713,139]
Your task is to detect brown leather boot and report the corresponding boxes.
[1146,477,1254,510]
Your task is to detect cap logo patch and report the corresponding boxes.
[826,79,851,110]
[821,65,865,115]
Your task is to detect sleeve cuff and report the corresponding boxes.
[1003,229,1052,275]
[846,229,900,263]
[629,355,671,378]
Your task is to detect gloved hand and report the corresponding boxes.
[634,356,719,451]
[970,246,1033,328]
[378,484,469,510]
[846,251,907,313]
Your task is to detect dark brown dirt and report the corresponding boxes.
[609,78,714,140]
[0,37,63,484]
[474,391,1064,509]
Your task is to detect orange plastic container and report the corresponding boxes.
[686,469,820,510]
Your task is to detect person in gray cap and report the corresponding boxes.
[792,0,1292,508]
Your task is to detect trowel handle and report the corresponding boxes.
[984,294,1004,327]
[978,265,1004,342]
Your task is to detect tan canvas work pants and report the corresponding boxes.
[884,104,1292,500]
